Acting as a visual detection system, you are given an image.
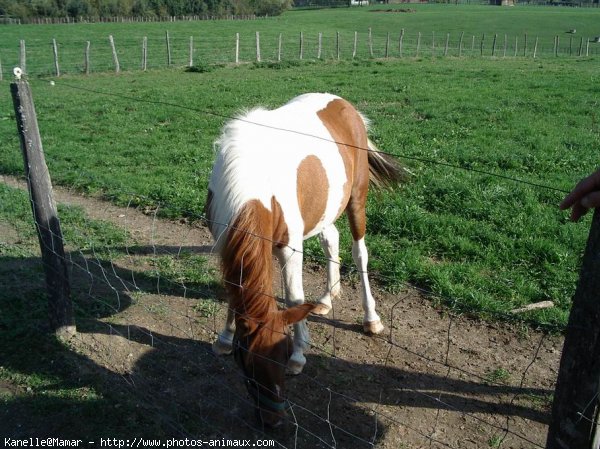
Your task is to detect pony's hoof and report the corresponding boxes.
[286,359,305,376]
[212,336,233,355]
[286,353,306,375]
[313,303,331,315]
[364,320,384,335]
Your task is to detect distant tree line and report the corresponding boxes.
[0,0,293,20]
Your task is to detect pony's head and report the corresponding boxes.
[233,304,315,427]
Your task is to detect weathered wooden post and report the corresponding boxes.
[235,33,240,64]
[299,31,304,60]
[84,41,90,75]
[444,33,449,57]
[399,29,405,58]
[255,31,261,62]
[546,209,600,448]
[278,33,282,62]
[317,32,322,59]
[52,38,60,77]
[109,35,120,73]
[165,31,172,66]
[142,36,148,71]
[10,70,75,338]
[189,36,194,67]
[20,40,26,74]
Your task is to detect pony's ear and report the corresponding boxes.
[281,303,317,325]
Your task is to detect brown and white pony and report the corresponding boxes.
[205,93,404,427]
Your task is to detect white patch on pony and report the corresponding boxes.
[207,93,352,249]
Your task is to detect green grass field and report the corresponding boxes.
[1,6,599,334]
[1,5,600,76]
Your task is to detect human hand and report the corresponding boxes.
[560,169,600,222]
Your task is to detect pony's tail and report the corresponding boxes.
[221,200,275,319]
[367,139,411,190]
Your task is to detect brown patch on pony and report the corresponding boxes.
[317,98,371,241]
[297,155,329,236]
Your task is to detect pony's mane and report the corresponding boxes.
[221,199,277,324]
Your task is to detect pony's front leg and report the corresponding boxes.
[275,243,309,375]
[212,306,235,355]
[352,238,384,335]
[314,224,341,315]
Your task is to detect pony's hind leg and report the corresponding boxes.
[275,243,310,375]
[352,238,384,335]
[213,306,235,355]
[314,224,341,315]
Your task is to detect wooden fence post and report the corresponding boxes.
[142,36,147,71]
[480,33,485,56]
[546,209,600,448]
[165,31,172,65]
[189,36,194,67]
[255,31,261,62]
[109,35,120,73]
[533,37,539,59]
[586,38,590,57]
[278,33,282,62]
[235,33,240,64]
[368,27,373,58]
[299,31,304,60]
[444,33,449,57]
[20,40,26,74]
[458,31,464,57]
[336,31,340,60]
[317,32,322,59]
[52,38,60,77]
[492,33,497,57]
[385,32,390,58]
[84,41,90,75]
[416,32,421,58]
[0,57,3,81]
[399,29,405,58]
[10,76,75,338]
[353,31,358,59]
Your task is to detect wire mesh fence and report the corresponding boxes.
[2,28,599,79]
[5,72,599,446]
[1,162,562,447]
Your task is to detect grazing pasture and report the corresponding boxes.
[0,5,598,446]
[1,52,597,330]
